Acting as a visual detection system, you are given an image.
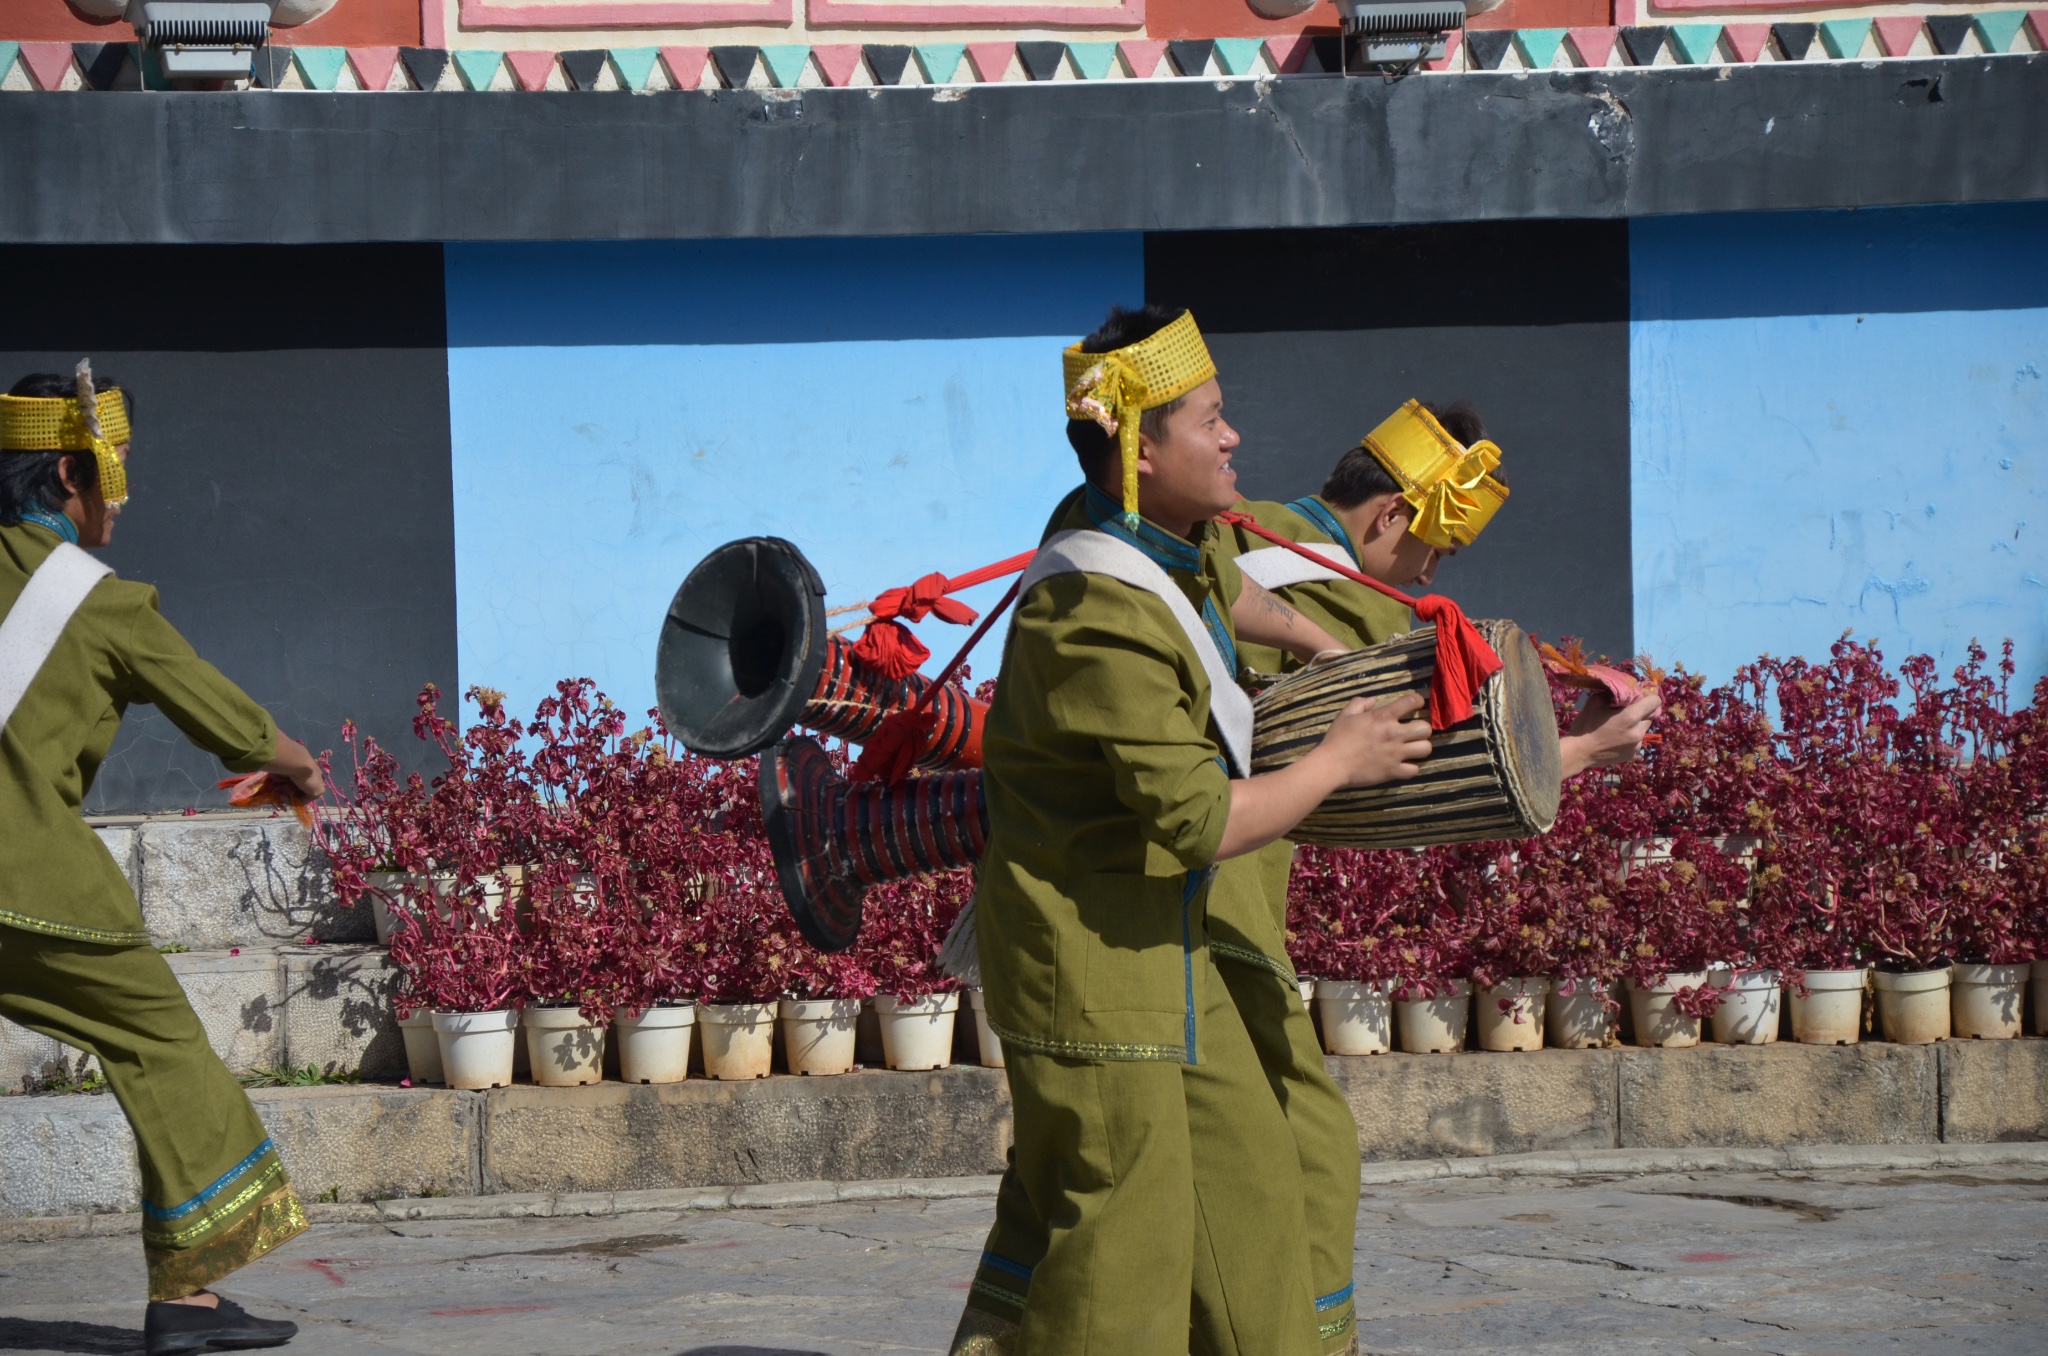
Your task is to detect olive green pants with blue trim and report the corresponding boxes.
[951,952,1321,1356]
[0,923,307,1299]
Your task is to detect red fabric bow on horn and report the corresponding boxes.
[849,573,982,680]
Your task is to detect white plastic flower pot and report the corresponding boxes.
[366,870,407,945]
[1951,963,2027,1040]
[397,1010,443,1084]
[699,1002,777,1079]
[2034,959,2048,1036]
[874,992,960,1071]
[1707,967,1782,1045]
[1316,979,1393,1056]
[615,1002,695,1084]
[1296,976,1316,1010]
[1789,968,1867,1045]
[1394,979,1470,1054]
[432,1009,518,1090]
[1544,979,1616,1049]
[522,1004,607,1086]
[1873,967,1952,1044]
[779,997,860,1076]
[1626,971,1708,1049]
[967,988,1004,1068]
[1476,977,1548,1052]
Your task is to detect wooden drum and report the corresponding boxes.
[1249,619,1561,848]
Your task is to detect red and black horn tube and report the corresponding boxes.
[760,736,987,953]
[656,537,987,768]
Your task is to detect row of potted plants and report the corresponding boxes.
[320,682,977,1090]
[1285,637,2048,1051]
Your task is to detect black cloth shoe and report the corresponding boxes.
[145,1296,298,1354]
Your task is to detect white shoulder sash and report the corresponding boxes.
[0,541,113,734]
[1234,543,1352,591]
[1018,530,1252,777]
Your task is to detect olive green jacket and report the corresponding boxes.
[975,485,1243,1062]
[1204,497,1414,978]
[0,522,278,944]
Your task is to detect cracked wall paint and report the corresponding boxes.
[1630,204,2048,685]
[445,236,1142,724]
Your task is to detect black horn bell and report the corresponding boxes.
[656,537,830,759]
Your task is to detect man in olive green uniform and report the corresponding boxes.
[1,366,322,1354]
[950,310,1434,1356]
[1208,403,1659,1353]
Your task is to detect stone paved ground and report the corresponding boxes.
[1,1166,2043,1354]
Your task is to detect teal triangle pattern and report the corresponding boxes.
[1973,11,2027,52]
[452,49,503,90]
[1514,28,1566,67]
[1666,24,1722,63]
[292,46,347,90]
[1066,40,1117,79]
[915,44,964,82]
[759,44,810,87]
[1213,37,1264,74]
[0,43,18,84]
[609,47,659,91]
[1818,19,1870,58]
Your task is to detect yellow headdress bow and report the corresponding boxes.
[0,360,132,507]
[1360,399,1507,551]
[1063,311,1217,528]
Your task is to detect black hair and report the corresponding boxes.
[1065,304,1194,489]
[0,372,127,526]
[1320,400,1497,509]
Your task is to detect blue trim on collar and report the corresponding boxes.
[1286,496,1361,571]
[16,506,79,545]
[1083,482,1202,575]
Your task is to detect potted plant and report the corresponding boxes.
[1288,844,1419,1056]
[856,867,972,1071]
[1380,861,1478,1054]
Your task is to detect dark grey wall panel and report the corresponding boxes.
[1149,222,1633,657]
[0,57,2041,244]
[0,245,456,812]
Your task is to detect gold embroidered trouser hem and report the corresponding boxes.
[146,1184,310,1300]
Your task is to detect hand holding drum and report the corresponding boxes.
[1310,690,1435,789]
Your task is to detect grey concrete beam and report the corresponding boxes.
[1619,1043,1939,1148]
[1326,1049,1618,1161]
[1938,1037,2048,1143]
[134,815,369,950]
[1,57,2042,244]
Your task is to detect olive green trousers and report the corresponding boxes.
[950,951,1322,1356]
[0,923,306,1299]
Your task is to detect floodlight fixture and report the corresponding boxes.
[1335,0,1468,70]
[132,2,274,82]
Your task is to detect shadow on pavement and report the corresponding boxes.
[0,1318,139,1354]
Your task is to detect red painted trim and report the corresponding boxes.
[457,0,792,29]
[805,0,1141,30]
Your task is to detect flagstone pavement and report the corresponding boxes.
[1,1165,2043,1354]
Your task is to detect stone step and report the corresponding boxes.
[85,810,370,952]
[4,1042,2044,1221]
[0,944,401,1092]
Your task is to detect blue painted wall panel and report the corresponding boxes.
[446,236,1143,724]
[1631,205,2048,685]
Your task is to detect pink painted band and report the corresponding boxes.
[804,0,1141,29]
[457,0,792,28]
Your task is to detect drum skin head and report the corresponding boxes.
[656,538,829,759]
[1488,620,1562,836]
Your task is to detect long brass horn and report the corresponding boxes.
[656,537,988,767]
[759,737,986,953]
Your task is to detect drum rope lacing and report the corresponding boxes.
[1214,509,1503,730]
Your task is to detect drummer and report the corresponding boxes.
[949,304,1435,1356]
[1207,399,1660,1354]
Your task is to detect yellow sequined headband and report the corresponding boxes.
[0,361,132,507]
[1360,399,1507,551]
[1063,310,1218,528]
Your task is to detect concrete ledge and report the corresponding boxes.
[480,1066,1013,1195]
[1619,1042,1939,1148]
[134,815,368,949]
[1939,1037,2048,1143]
[8,1042,2048,1222]
[1326,1049,1618,1161]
